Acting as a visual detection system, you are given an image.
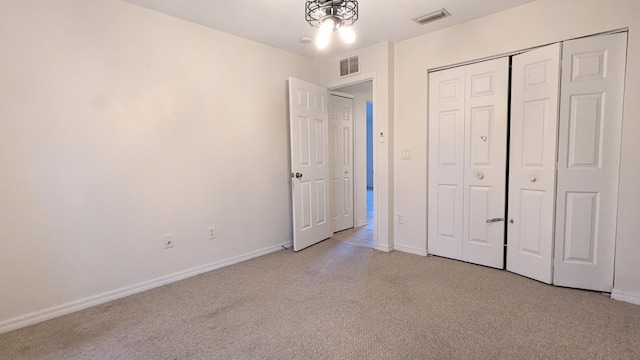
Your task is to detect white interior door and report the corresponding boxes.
[289,77,331,251]
[428,66,466,260]
[507,43,561,283]
[330,94,354,233]
[462,58,509,269]
[554,33,627,291]
[428,58,508,268]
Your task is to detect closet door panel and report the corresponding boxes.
[554,33,627,292]
[462,58,509,269]
[428,67,466,260]
[507,43,561,283]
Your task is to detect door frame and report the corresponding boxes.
[327,73,378,250]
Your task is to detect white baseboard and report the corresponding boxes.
[0,241,292,335]
[355,220,368,228]
[611,289,640,306]
[394,244,428,257]
[377,244,394,253]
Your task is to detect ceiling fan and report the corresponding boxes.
[305,0,358,49]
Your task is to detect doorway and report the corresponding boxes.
[329,81,374,248]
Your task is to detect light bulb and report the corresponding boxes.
[319,18,335,36]
[316,33,331,49]
[339,26,356,44]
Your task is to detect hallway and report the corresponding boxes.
[331,188,374,248]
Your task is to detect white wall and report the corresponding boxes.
[351,90,372,228]
[317,42,395,251]
[0,0,316,332]
[394,0,640,303]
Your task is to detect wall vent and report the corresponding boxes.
[413,8,450,25]
[340,55,360,77]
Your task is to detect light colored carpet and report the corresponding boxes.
[1,239,639,359]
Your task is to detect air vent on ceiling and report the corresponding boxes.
[413,8,450,25]
[340,55,360,77]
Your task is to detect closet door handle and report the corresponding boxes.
[486,218,505,224]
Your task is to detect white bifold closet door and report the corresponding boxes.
[508,33,627,291]
[507,43,562,284]
[428,57,509,269]
[428,66,465,260]
[429,33,626,291]
[553,33,627,292]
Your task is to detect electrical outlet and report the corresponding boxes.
[397,213,403,224]
[164,234,174,249]
[208,226,217,240]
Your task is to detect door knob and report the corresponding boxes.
[530,176,537,182]
[295,172,303,179]
[477,173,484,180]
[509,219,514,224]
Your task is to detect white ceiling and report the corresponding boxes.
[125,0,535,59]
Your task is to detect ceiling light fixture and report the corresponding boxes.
[305,0,358,50]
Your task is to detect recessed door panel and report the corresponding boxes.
[470,72,495,97]
[342,106,350,121]
[342,126,350,165]
[563,192,599,264]
[439,79,461,101]
[437,185,457,239]
[331,177,340,221]
[438,111,459,166]
[571,51,607,81]
[298,116,311,166]
[568,93,603,168]
[507,43,561,284]
[525,61,553,89]
[342,177,351,216]
[554,33,627,292]
[315,180,327,225]
[519,190,545,256]
[522,100,547,167]
[469,107,493,166]
[298,89,309,108]
[314,118,325,165]
[300,181,312,230]
[313,93,324,112]
[468,186,490,245]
